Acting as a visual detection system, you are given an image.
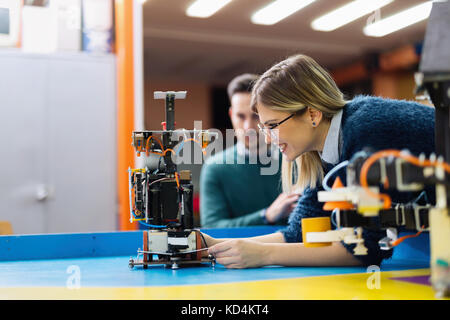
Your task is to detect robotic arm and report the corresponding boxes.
[308,1,450,298]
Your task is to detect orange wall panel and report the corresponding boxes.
[115,0,137,230]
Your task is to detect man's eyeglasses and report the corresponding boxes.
[257,113,295,140]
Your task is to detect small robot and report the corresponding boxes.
[128,91,216,269]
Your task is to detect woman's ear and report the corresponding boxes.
[308,107,323,127]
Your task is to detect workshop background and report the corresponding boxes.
[0,0,434,235]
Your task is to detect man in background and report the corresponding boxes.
[200,74,299,227]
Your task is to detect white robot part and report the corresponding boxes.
[305,227,369,255]
[154,91,187,100]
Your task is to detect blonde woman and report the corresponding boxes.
[202,54,435,268]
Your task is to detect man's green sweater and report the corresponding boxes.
[199,145,283,228]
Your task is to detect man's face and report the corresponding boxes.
[229,92,260,150]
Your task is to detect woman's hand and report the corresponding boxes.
[200,232,222,247]
[265,192,300,223]
[200,232,226,257]
[207,239,271,269]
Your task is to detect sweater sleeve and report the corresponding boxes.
[280,185,393,266]
[336,96,435,266]
[199,163,266,228]
[279,187,330,243]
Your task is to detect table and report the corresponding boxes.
[0,226,441,300]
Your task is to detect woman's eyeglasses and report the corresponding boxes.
[257,113,295,140]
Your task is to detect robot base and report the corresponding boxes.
[128,255,215,270]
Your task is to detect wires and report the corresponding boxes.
[195,229,209,249]
[138,247,209,256]
[144,135,176,157]
[146,135,204,158]
[145,135,164,156]
[390,226,425,247]
[130,176,169,228]
[322,160,349,191]
[147,149,174,157]
[157,156,163,173]
[149,177,171,187]
[174,138,207,156]
[138,221,167,229]
[174,172,180,188]
[331,208,338,228]
[360,149,450,209]
[131,176,182,228]
[162,148,175,156]
[130,206,167,229]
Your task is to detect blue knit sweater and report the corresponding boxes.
[280,95,435,266]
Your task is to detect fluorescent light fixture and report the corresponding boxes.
[311,0,394,32]
[186,0,233,18]
[363,1,433,37]
[251,0,316,25]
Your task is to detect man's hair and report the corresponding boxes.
[227,73,259,102]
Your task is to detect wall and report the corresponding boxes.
[372,70,416,100]
[0,51,117,234]
[144,79,212,131]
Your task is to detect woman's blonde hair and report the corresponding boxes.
[251,54,347,193]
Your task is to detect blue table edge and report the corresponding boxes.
[0,226,430,265]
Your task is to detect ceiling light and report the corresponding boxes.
[311,0,394,32]
[363,1,433,37]
[186,0,233,18]
[251,0,316,26]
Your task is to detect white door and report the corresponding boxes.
[44,55,117,233]
[0,53,47,234]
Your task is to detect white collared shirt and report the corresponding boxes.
[319,109,343,165]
